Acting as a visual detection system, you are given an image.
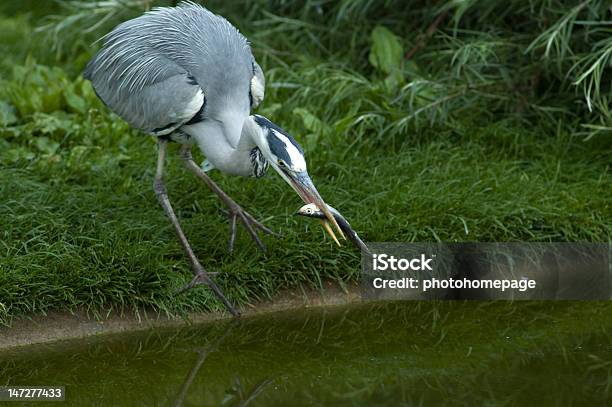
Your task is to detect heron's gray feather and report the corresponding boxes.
[84,1,262,134]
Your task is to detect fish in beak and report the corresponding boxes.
[296,203,371,254]
[278,169,346,243]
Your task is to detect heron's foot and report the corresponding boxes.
[222,202,280,254]
[177,271,240,317]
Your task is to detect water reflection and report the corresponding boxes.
[1,302,611,405]
[172,320,272,407]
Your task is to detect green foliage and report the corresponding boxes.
[368,26,405,89]
[572,36,612,121]
[35,0,159,61]
[29,0,612,138]
[0,56,107,168]
[0,101,17,127]
[4,59,88,117]
[369,26,403,74]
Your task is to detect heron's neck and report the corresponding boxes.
[183,116,266,177]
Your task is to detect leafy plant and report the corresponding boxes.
[369,25,405,89]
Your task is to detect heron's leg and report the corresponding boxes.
[179,145,279,254]
[173,321,237,407]
[153,139,239,317]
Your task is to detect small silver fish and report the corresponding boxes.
[297,203,370,254]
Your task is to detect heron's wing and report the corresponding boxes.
[250,60,265,109]
[84,51,204,136]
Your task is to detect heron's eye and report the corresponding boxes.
[278,160,287,168]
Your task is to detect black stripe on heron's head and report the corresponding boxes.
[267,132,295,165]
[253,115,305,164]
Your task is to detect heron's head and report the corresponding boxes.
[247,115,345,242]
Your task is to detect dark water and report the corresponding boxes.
[1,302,612,406]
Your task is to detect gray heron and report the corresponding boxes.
[83,1,347,317]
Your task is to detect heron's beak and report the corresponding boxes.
[285,171,345,242]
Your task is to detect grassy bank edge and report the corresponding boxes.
[0,283,360,351]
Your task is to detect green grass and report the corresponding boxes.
[0,2,611,325]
